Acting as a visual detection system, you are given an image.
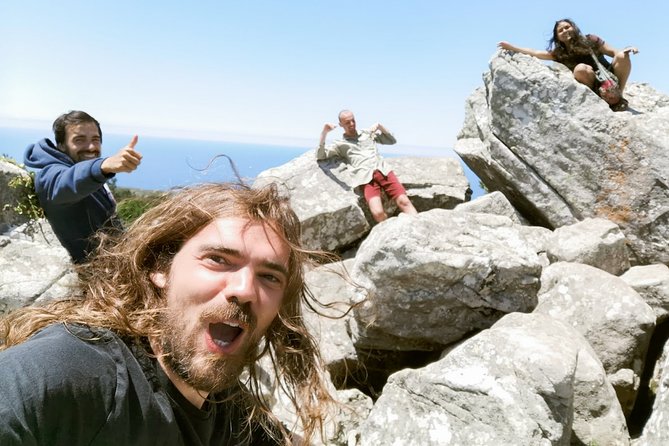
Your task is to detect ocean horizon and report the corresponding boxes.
[1,126,484,198]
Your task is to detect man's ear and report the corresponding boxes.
[149,271,168,288]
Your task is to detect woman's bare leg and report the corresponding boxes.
[611,48,636,93]
[573,63,597,90]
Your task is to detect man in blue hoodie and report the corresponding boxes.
[24,111,142,263]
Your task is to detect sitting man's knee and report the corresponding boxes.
[396,195,411,208]
[367,197,387,222]
[371,208,387,222]
[395,194,417,214]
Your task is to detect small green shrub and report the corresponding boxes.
[1,156,45,221]
[116,192,162,226]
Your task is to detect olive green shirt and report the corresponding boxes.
[316,129,396,187]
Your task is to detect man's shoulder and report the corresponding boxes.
[0,323,127,444]
[0,323,122,385]
[24,138,71,169]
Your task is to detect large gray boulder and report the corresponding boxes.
[621,264,669,323]
[454,190,525,224]
[350,209,542,350]
[357,312,628,446]
[385,157,471,211]
[535,262,656,415]
[0,220,74,314]
[253,352,372,446]
[254,152,369,253]
[303,260,360,381]
[253,151,471,252]
[455,50,669,266]
[546,217,631,275]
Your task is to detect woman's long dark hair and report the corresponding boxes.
[547,18,599,62]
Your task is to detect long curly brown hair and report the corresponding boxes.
[548,18,599,63]
[0,182,335,444]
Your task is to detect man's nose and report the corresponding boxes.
[224,267,257,304]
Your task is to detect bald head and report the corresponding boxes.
[338,110,357,137]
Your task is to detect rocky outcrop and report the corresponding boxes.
[621,264,669,323]
[4,165,661,444]
[349,210,542,351]
[454,190,526,224]
[357,313,628,446]
[253,150,471,252]
[0,220,74,315]
[546,217,631,275]
[636,339,669,446]
[454,51,669,266]
[535,262,656,415]
[5,59,669,442]
[303,260,360,380]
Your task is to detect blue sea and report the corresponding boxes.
[1,126,483,198]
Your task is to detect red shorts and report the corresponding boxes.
[363,170,407,202]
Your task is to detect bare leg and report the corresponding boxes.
[573,63,597,90]
[611,50,633,93]
[395,194,417,215]
[367,196,388,222]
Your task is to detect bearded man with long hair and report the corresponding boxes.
[0,182,335,445]
[498,18,638,111]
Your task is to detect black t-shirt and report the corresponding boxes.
[0,324,280,446]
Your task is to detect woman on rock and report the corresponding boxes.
[498,18,638,111]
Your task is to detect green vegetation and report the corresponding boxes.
[115,191,163,226]
[1,155,161,227]
[111,180,164,226]
[0,156,45,221]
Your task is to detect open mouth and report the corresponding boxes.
[209,322,243,348]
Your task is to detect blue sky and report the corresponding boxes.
[1,1,667,153]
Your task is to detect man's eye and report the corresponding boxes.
[261,273,282,285]
[205,254,227,265]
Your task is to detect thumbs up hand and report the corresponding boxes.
[101,135,143,174]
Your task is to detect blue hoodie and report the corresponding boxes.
[24,138,122,263]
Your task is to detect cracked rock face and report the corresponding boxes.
[455,51,669,266]
[349,209,542,350]
[0,220,74,315]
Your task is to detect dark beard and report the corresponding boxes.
[158,303,259,395]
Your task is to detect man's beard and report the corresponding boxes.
[158,303,260,395]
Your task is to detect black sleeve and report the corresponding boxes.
[0,325,119,446]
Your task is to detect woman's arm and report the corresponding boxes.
[498,41,554,60]
[600,41,638,58]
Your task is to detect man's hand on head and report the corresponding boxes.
[101,135,142,174]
